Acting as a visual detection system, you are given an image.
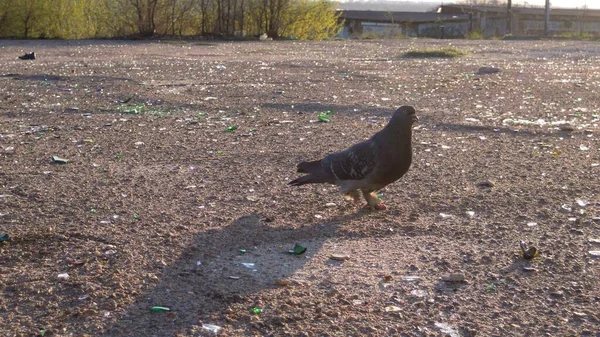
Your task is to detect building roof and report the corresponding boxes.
[337,10,470,23]
[439,4,600,18]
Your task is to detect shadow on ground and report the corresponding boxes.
[102,211,366,336]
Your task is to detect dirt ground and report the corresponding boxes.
[0,38,599,337]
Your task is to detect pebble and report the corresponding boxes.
[330,254,350,261]
[588,238,600,244]
[477,179,495,187]
[274,279,291,286]
[325,202,336,207]
[477,66,501,74]
[442,273,466,283]
[384,305,402,312]
[559,124,575,132]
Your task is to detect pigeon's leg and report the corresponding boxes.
[344,190,361,207]
[362,191,386,210]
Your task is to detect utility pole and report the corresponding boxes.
[544,0,551,36]
[506,0,512,34]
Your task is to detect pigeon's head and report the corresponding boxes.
[390,105,418,127]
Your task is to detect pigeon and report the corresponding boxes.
[289,105,418,210]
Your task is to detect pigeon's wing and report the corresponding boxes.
[324,140,378,181]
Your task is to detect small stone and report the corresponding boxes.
[588,238,600,244]
[477,66,501,74]
[559,124,575,132]
[246,195,258,202]
[57,273,70,280]
[384,305,402,312]
[442,273,466,283]
[274,279,290,286]
[330,254,350,261]
[477,179,495,187]
[325,202,337,207]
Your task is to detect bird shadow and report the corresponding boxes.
[101,210,371,336]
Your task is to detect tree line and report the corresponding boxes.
[0,0,342,39]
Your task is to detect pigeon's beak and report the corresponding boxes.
[413,115,419,123]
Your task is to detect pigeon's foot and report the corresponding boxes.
[362,203,387,211]
[362,191,385,210]
[344,190,362,207]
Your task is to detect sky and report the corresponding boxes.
[495,0,597,9]
[367,0,600,9]
[434,0,598,9]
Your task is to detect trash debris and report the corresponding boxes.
[317,110,334,123]
[51,156,69,164]
[576,199,588,207]
[588,238,600,244]
[241,263,255,269]
[579,144,589,151]
[202,323,222,334]
[228,276,240,279]
[438,213,453,219]
[225,126,238,132]
[441,273,466,283]
[239,249,247,254]
[150,306,170,312]
[57,273,70,280]
[399,275,421,282]
[251,307,263,314]
[523,266,538,272]
[589,251,600,257]
[383,275,393,282]
[526,222,537,227]
[18,52,35,60]
[0,233,9,242]
[288,243,307,255]
[520,241,539,260]
[410,289,427,297]
[39,329,46,336]
[330,253,350,261]
[216,65,226,71]
[465,211,475,218]
[434,322,460,337]
[325,202,337,207]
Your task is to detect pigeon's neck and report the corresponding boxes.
[378,124,412,146]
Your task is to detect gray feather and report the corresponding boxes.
[289,105,417,198]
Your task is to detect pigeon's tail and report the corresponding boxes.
[288,174,328,186]
[297,160,322,173]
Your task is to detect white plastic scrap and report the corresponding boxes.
[202,324,222,334]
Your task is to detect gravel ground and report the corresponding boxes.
[0,38,599,337]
